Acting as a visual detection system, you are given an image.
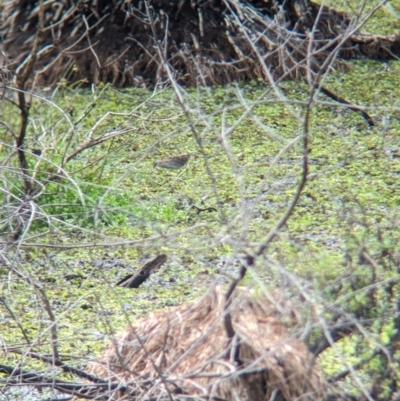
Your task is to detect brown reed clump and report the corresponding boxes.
[2,0,399,88]
[88,286,325,401]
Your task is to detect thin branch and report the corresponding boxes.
[14,0,45,195]
[3,347,113,384]
[0,363,124,400]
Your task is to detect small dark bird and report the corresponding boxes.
[117,254,167,288]
[153,154,190,169]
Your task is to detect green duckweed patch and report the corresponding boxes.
[1,54,400,395]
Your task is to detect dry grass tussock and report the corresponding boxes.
[89,286,325,401]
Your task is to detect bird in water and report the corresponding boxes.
[153,154,190,169]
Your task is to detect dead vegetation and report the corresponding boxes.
[1,0,399,88]
[88,286,325,401]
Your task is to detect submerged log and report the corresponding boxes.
[117,254,167,289]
